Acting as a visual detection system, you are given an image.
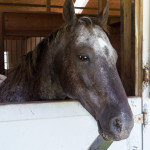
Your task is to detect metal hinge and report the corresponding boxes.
[143,104,148,127]
[134,104,148,127]
[143,65,150,88]
[143,65,150,82]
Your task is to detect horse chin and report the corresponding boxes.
[97,120,113,141]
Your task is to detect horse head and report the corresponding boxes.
[53,0,134,141]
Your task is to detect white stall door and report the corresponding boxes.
[0,101,99,150]
[0,97,145,150]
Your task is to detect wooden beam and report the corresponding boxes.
[3,12,98,37]
[135,0,143,96]
[46,0,50,12]
[3,12,65,37]
[120,0,143,96]
[0,3,100,11]
[98,0,103,13]
[0,2,46,8]
[0,13,4,74]
[100,0,107,11]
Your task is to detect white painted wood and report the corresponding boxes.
[0,101,90,121]
[142,0,150,68]
[142,0,150,150]
[0,98,142,150]
[0,101,99,150]
[143,100,150,150]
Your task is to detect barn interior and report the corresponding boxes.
[0,0,138,97]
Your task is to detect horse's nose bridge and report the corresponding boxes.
[98,101,133,126]
[98,67,126,101]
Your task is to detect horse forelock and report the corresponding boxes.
[78,16,109,34]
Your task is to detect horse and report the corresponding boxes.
[0,0,133,142]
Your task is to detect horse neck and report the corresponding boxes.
[0,37,67,102]
[37,37,67,100]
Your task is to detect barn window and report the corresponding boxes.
[74,0,89,13]
[4,51,8,70]
[3,36,45,75]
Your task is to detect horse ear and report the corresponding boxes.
[98,1,109,25]
[63,0,77,25]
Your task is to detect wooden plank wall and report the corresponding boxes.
[4,13,64,37]
[4,37,27,70]
[3,13,65,73]
[121,0,143,96]
[0,0,47,73]
[3,12,120,37]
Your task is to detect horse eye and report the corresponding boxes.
[79,55,89,61]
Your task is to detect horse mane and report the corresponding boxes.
[7,31,57,84]
[9,38,46,83]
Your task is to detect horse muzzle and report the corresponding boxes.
[97,112,134,141]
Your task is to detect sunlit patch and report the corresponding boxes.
[74,0,89,14]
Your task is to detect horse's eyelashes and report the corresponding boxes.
[79,55,90,62]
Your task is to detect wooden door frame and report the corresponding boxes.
[121,0,143,96]
[135,0,143,96]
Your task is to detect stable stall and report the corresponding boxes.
[0,0,150,150]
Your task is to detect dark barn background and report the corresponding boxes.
[0,0,138,96]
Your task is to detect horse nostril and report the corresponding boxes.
[110,117,123,135]
[114,118,122,132]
